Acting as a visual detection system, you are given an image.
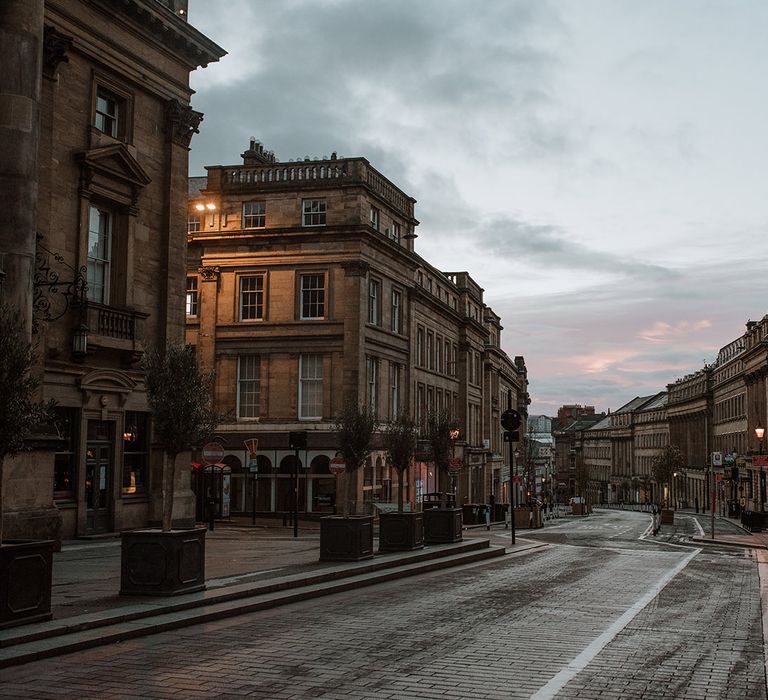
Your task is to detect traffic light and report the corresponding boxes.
[289,431,307,450]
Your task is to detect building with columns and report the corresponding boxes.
[0,0,224,541]
[186,141,528,516]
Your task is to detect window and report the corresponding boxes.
[416,384,425,428]
[368,278,381,325]
[186,277,198,316]
[122,412,149,496]
[94,88,120,137]
[242,201,266,229]
[87,205,112,304]
[390,363,400,419]
[416,326,425,366]
[390,222,400,242]
[299,355,323,419]
[187,214,201,233]
[391,289,401,333]
[445,340,451,374]
[370,206,379,231]
[368,357,379,415]
[302,198,326,226]
[53,408,78,500]
[239,275,264,320]
[436,336,443,374]
[300,273,325,319]
[426,331,434,370]
[237,355,260,419]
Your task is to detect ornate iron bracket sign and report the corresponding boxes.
[32,233,88,334]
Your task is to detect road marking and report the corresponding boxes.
[689,515,705,537]
[530,546,700,700]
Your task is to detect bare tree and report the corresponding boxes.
[142,344,219,531]
[424,408,455,507]
[0,304,53,544]
[334,401,377,517]
[652,445,684,507]
[383,411,417,513]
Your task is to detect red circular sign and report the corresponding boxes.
[202,442,225,465]
[329,456,346,475]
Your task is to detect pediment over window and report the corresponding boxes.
[79,368,138,406]
[76,144,151,209]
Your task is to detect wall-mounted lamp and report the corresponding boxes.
[205,203,216,211]
[72,323,88,358]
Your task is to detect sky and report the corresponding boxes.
[186,0,768,416]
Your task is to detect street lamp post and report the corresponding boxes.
[756,421,765,512]
[449,428,459,507]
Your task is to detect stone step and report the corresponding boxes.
[0,540,521,668]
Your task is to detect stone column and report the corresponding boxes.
[0,0,43,333]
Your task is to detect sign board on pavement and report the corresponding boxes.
[248,458,259,473]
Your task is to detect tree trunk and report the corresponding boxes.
[162,452,178,532]
[397,468,404,513]
[343,469,354,517]
[0,455,5,544]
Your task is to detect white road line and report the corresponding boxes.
[690,515,705,537]
[530,547,700,700]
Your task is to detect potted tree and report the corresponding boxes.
[423,409,462,544]
[120,344,219,595]
[652,445,684,526]
[379,411,422,552]
[320,401,377,561]
[0,303,56,629]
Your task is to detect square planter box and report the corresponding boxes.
[320,515,374,561]
[379,511,424,552]
[0,540,54,630]
[423,507,463,544]
[120,527,206,596]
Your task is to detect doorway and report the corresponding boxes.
[85,420,113,533]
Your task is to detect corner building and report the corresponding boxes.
[0,0,224,540]
[186,142,527,515]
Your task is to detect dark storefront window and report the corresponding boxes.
[122,412,149,496]
[54,408,78,500]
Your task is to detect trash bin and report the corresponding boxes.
[462,504,480,524]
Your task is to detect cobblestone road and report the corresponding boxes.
[1,510,764,699]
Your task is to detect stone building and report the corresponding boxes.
[632,392,668,503]
[0,0,224,540]
[666,368,712,509]
[186,141,527,515]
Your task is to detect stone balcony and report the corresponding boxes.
[85,303,148,357]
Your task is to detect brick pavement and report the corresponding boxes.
[3,510,761,699]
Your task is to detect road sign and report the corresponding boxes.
[248,458,259,473]
[754,456,768,467]
[202,442,224,465]
[448,469,458,477]
[448,457,463,470]
[244,438,258,457]
[711,451,723,466]
[329,456,346,475]
[500,409,521,432]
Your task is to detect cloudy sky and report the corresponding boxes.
[187,0,768,416]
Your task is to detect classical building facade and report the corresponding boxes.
[0,0,224,540]
[186,141,527,515]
